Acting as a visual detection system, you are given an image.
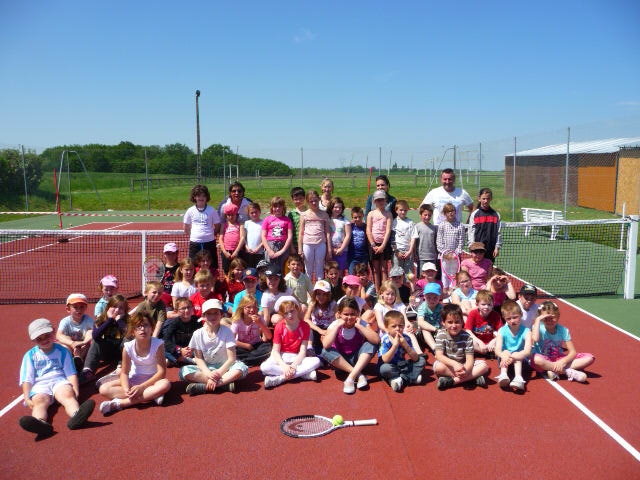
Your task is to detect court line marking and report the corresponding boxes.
[0,396,23,418]
[546,379,640,462]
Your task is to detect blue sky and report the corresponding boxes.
[1,0,639,169]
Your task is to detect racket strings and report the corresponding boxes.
[281,416,332,436]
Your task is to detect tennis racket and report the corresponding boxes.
[280,415,377,438]
[440,249,460,288]
[143,256,165,283]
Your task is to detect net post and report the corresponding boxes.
[141,231,147,295]
[624,216,638,300]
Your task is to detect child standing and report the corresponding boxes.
[532,301,595,382]
[410,204,438,275]
[391,200,415,275]
[181,299,249,395]
[461,242,493,291]
[321,297,380,394]
[94,275,118,317]
[261,196,293,272]
[56,294,93,369]
[378,310,425,392]
[319,178,334,211]
[98,312,171,414]
[366,190,392,288]
[434,304,489,390]
[260,297,322,388]
[468,188,501,262]
[18,318,95,436]
[328,197,351,273]
[285,254,313,306]
[494,300,532,391]
[287,187,306,254]
[219,203,246,274]
[436,202,465,293]
[299,189,333,282]
[417,283,443,352]
[304,280,337,355]
[184,184,221,270]
[163,298,200,366]
[517,284,539,329]
[242,202,264,267]
[464,290,503,354]
[347,206,369,274]
[230,294,272,366]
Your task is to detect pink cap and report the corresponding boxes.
[342,275,360,287]
[223,203,240,215]
[163,242,178,253]
[100,275,118,288]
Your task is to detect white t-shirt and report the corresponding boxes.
[124,337,163,377]
[244,219,264,251]
[171,282,197,299]
[58,314,94,341]
[421,186,473,225]
[374,302,406,318]
[517,300,539,329]
[392,217,415,251]
[260,288,293,314]
[183,205,221,243]
[188,325,236,365]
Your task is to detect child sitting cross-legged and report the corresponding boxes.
[494,300,532,391]
[162,297,199,367]
[229,294,272,367]
[18,319,95,436]
[434,304,489,390]
[99,311,171,414]
[321,297,380,394]
[378,310,426,392]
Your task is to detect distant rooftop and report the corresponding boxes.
[509,137,640,156]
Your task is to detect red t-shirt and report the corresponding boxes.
[225,279,244,304]
[273,320,310,354]
[465,308,502,344]
[190,282,226,317]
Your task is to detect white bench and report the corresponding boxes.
[521,208,565,240]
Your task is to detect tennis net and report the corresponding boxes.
[0,218,634,304]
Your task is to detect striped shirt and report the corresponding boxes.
[435,329,474,363]
[436,220,465,255]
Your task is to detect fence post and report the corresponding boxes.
[141,232,147,295]
[414,175,417,187]
[624,215,638,300]
[512,137,517,221]
[290,175,293,187]
[259,176,262,189]
[352,176,355,188]
[131,179,134,192]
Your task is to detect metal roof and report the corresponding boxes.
[507,137,640,156]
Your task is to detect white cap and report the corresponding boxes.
[28,318,53,340]
[274,295,300,313]
[66,293,88,305]
[202,299,224,314]
[421,262,437,272]
[313,279,331,293]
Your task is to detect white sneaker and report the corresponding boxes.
[495,372,511,389]
[412,374,422,385]
[264,375,284,389]
[390,377,404,392]
[356,374,368,389]
[303,370,318,382]
[509,376,526,391]
[99,399,121,415]
[566,368,587,383]
[343,379,356,394]
[154,395,164,406]
[96,368,121,389]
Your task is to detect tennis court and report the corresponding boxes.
[1,220,639,479]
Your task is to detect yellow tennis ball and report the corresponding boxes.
[332,414,343,426]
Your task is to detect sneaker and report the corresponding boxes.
[343,378,356,394]
[356,374,368,390]
[495,372,511,389]
[264,375,284,389]
[73,356,84,373]
[78,369,95,385]
[99,399,121,416]
[390,377,404,392]
[510,376,526,391]
[68,399,95,430]
[547,371,560,381]
[19,416,53,436]
[412,374,422,385]
[154,395,164,406]
[566,368,587,383]
[475,375,486,387]
[95,369,121,389]
[303,370,318,382]
[437,376,454,391]
[185,383,207,396]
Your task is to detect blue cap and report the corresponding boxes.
[423,282,441,296]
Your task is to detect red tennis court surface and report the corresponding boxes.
[1,223,639,479]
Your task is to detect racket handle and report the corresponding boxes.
[352,419,377,426]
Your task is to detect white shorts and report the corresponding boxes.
[26,377,72,405]
[129,373,155,386]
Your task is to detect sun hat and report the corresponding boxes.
[274,295,300,312]
[389,266,404,277]
[372,190,386,201]
[223,203,240,215]
[421,262,437,272]
[469,242,486,252]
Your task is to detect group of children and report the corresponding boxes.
[18,182,596,437]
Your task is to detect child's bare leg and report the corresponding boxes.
[98,379,126,399]
[217,369,242,386]
[513,359,523,378]
[30,393,51,421]
[453,360,489,384]
[330,355,355,375]
[348,353,372,381]
[421,330,436,351]
[140,379,171,401]
[53,384,80,417]
[472,338,487,354]
[372,259,381,288]
[533,354,557,373]
[568,355,595,371]
[486,338,497,352]
[433,361,456,378]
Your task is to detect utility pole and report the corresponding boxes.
[195,90,201,183]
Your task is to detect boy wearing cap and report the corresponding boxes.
[19,319,95,436]
[57,294,94,369]
[285,254,312,306]
[417,283,443,351]
[181,299,248,395]
[232,268,263,314]
[517,284,539,329]
[160,242,180,306]
[410,204,438,275]
[95,275,118,317]
[389,266,411,305]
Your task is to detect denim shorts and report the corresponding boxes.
[321,341,377,365]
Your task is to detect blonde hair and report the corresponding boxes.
[270,196,286,214]
[231,294,258,324]
[194,269,213,286]
[321,178,334,192]
[442,202,456,214]
[475,290,493,304]
[174,258,196,282]
[144,281,162,294]
[377,280,399,306]
[500,299,522,316]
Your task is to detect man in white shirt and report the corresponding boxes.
[420,169,473,225]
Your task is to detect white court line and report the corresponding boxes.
[545,379,640,462]
[0,396,23,418]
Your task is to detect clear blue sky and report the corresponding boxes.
[1,0,639,169]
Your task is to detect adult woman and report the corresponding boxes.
[218,182,252,224]
[364,175,397,218]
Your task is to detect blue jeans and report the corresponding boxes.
[379,357,425,385]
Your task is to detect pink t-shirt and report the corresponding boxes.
[303,211,330,245]
[273,320,310,354]
[461,258,493,290]
[230,319,263,345]
[222,222,241,251]
[371,213,388,244]
[262,215,292,242]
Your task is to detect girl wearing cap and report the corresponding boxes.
[94,275,118,317]
[219,203,246,274]
[303,280,337,356]
[367,190,393,289]
[461,242,493,291]
[364,175,397,219]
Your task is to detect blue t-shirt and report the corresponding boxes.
[58,314,94,341]
[452,287,477,302]
[348,222,369,261]
[379,332,415,364]
[94,297,109,317]
[19,343,76,386]
[534,323,571,357]
[499,324,530,353]
[232,288,263,314]
[417,302,442,328]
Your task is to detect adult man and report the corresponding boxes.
[420,169,473,225]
